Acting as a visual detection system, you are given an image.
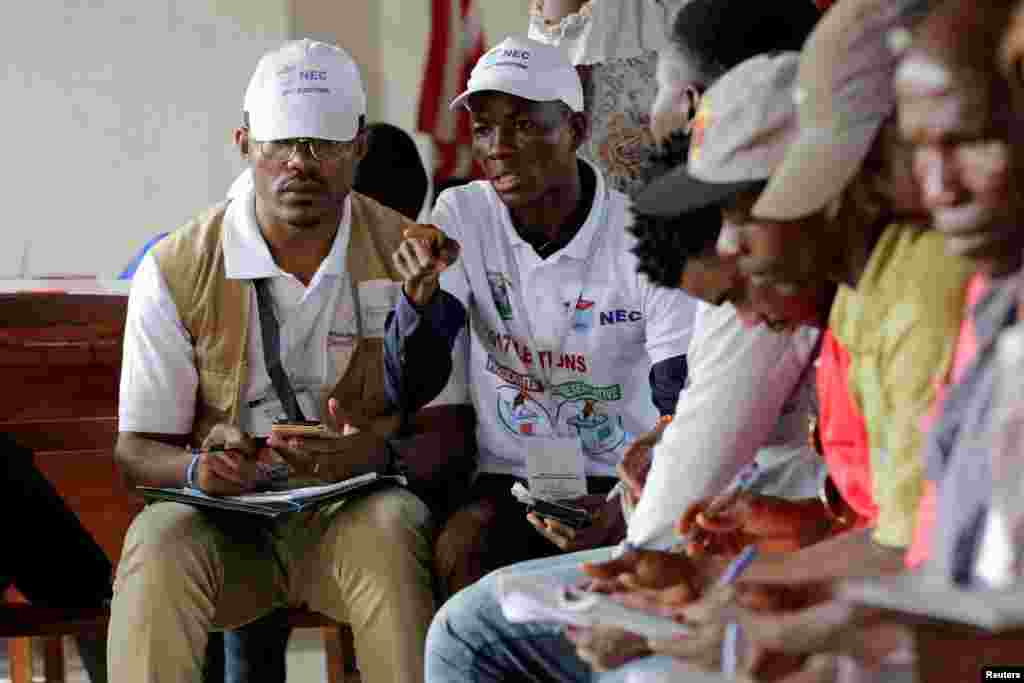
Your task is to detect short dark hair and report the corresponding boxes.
[670,0,821,81]
[629,131,723,288]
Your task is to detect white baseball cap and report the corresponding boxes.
[449,36,584,113]
[243,39,367,142]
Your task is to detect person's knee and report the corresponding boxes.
[114,503,218,589]
[427,574,497,650]
[368,487,432,533]
[124,503,213,550]
[336,488,434,567]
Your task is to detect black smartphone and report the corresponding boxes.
[528,498,593,529]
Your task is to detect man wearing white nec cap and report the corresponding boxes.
[109,39,446,682]
[386,35,696,597]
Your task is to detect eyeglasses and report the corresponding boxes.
[253,137,356,163]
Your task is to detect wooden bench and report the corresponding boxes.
[0,290,358,682]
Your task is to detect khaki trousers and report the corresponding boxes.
[108,487,434,683]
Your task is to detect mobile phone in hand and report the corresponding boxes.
[270,419,331,439]
[528,498,593,529]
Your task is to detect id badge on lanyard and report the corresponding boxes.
[526,436,588,499]
[504,220,607,500]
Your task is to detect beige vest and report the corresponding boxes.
[154,192,409,445]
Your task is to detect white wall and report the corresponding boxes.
[0,1,527,277]
[1,0,288,277]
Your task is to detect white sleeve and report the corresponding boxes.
[626,304,817,549]
[433,192,473,310]
[640,273,697,364]
[118,251,198,435]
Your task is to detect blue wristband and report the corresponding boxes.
[186,450,203,489]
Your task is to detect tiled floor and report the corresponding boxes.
[0,630,334,683]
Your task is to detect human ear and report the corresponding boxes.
[233,128,250,158]
[352,127,370,163]
[569,111,591,148]
[650,84,701,144]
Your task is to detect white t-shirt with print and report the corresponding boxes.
[118,188,416,438]
[434,161,696,478]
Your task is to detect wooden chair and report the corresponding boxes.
[0,291,359,682]
[0,602,358,683]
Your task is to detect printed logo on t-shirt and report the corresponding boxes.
[488,355,629,456]
[553,382,628,454]
[598,309,643,326]
[486,356,543,394]
[565,298,595,333]
[487,271,514,320]
[565,399,629,456]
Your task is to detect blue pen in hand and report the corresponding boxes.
[718,545,759,679]
[704,462,761,518]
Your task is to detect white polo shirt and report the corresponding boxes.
[118,188,414,437]
[434,160,696,478]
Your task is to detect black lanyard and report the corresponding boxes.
[253,278,306,421]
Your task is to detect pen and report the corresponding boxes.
[622,463,761,555]
[704,462,760,518]
[716,544,759,588]
[719,545,759,679]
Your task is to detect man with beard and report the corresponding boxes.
[108,39,452,683]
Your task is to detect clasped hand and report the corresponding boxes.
[393,224,460,307]
[194,423,280,496]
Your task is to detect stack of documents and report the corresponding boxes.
[497,573,692,641]
[139,472,406,518]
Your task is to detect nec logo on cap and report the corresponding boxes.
[275,65,327,84]
[483,47,530,70]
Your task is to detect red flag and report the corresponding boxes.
[417,0,487,184]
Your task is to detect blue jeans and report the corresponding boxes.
[425,547,678,683]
